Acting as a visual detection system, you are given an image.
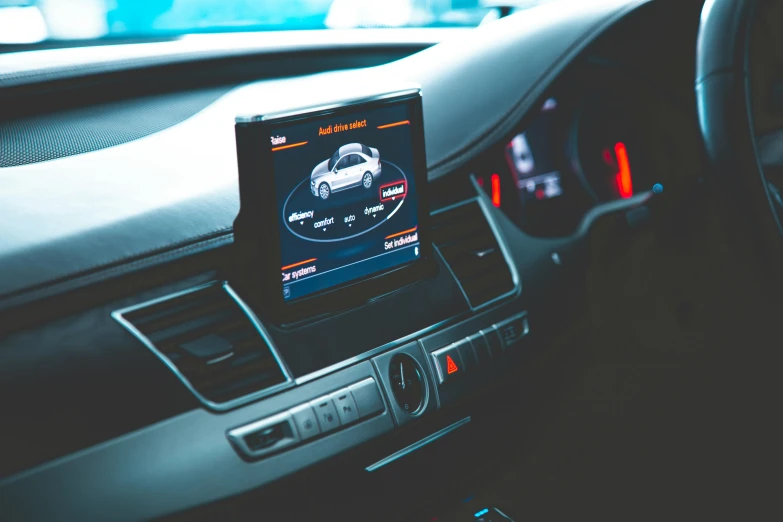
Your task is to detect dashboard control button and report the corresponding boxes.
[330,389,360,425]
[243,423,289,452]
[495,314,530,350]
[431,344,464,384]
[467,332,492,365]
[348,378,386,419]
[456,339,478,373]
[310,397,341,433]
[289,404,320,441]
[226,411,299,459]
[481,327,504,356]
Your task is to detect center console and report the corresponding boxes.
[107,89,528,510]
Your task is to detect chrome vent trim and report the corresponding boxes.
[112,281,293,412]
[431,197,518,311]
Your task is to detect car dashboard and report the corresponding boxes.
[0,1,707,521]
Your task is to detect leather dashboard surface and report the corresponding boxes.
[0,0,648,301]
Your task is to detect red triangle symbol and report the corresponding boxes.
[446,355,459,375]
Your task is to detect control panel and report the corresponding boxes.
[6,300,531,522]
[421,312,530,406]
[227,312,529,460]
[428,313,529,383]
[227,378,385,459]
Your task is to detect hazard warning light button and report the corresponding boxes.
[430,343,466,385]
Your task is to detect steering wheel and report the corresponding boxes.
[696,0,783,263]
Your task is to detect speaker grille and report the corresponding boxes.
[0,86,234,168]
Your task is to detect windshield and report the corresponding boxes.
[0,0,552,46]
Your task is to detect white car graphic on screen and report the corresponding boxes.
[310,143,381,200]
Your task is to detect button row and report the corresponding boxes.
[289,378,385,441]
[430,313,529,385]
[229,378,385,459]
[494,313,530,348]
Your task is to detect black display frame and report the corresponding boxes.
[233,89,436,325]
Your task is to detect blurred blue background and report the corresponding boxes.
[0,0,550,45]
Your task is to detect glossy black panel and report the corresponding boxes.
[264,254,469,378]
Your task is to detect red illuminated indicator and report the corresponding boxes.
[490,173,501,207]
[446,355,459,375]
[614,142,633,199]
[476,176,484,187]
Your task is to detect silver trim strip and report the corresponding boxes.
[477,195,522,306]
[206,352,235,365]
[111,281,294,412]
[365,416,472,472]
[223,282,295,379]
[236,87,421,123]
[576,190,652,235]
[437,182,522,313]
[433,242,472,310]
[429,196,479,217]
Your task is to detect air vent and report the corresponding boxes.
[431,200,516,309]
[113,283,291,410]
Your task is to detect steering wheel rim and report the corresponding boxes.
[696,0,783,259]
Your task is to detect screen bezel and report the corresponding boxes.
[233,89,436,325]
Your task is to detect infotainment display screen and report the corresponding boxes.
[273,99,422,301]
[234,89,431,311]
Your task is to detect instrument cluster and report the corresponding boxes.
[465,60,677,238]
